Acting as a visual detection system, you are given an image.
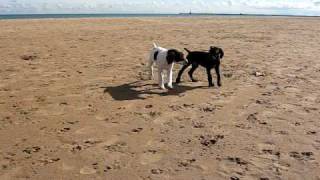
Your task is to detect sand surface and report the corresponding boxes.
[0,17,319,180]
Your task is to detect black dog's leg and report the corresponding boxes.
[176,63,191,84]
[188,64,199,82]
[206,67,214,87]
[215,65,221,87]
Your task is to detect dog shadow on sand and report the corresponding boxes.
[102,81,204,101]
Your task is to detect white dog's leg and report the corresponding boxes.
[167,66,173,89]
[148,58,154,80]
[158,70,166,89]
[149,65,154,80]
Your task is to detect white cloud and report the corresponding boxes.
[237,0,312,9]
[0,0,319,15]
[313,0,320,5]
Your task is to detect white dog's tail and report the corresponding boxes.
[153,42,158,48]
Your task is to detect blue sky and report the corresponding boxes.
[0,0,320,15]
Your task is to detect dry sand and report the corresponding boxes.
[0,17,319,180]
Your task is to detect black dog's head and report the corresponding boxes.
[166,49,188,65]
[209,46,224,59]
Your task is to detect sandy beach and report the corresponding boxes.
[0,17,319,180]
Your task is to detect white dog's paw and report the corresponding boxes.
[167,84,173,89]
[160,85,166,90]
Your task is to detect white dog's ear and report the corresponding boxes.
[166,50,175,64]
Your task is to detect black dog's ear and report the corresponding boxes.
[166,49,175,64]
[209,46,216,54]
[219,48,224,59]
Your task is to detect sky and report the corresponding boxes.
[0,0,320,16]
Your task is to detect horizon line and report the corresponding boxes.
[0,12,319,17]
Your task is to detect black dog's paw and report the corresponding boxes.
[209,83,215,87]
[218,83,222,87]
[176,79,181,84]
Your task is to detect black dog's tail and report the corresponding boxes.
[184,48,191,53]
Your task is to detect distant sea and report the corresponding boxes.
[0,13,318,20]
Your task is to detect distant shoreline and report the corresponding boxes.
[0,13,319,20]
[178,13,320,18]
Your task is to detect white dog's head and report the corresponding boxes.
[166,49,188,65]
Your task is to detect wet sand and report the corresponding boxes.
[0,17,319,180]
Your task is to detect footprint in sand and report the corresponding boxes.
[22,146,41,154]
[150,168,164,175]
[169,105,183,111]
[289,151,315,161]
[104,141,127,153]
[103,161,122,172]
[199,134,224,148]
[247,113,268,125]
[38,157,60,165]
[235,123,251,130]
[71,145,82,153]
[132,128,143,133]
[192,121,205,128]
[199,106,215,113]
[258,143,280,160]
[230,176,240,180]
[177,158,196,169]
[307,131,317,135]
[247,113,258,122]
[145,104,153,109]
[275,130,289,135]
[149,111,161,118]
[59,127,71,133]
[20,54,37,61]
[218,157,249,178]
[83,139,102,147]
[226,157,248,166]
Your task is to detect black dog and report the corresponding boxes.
[176,46,224,87]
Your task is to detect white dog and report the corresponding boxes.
[148,43,187,89]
